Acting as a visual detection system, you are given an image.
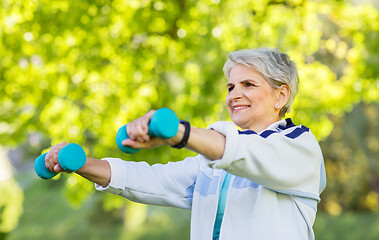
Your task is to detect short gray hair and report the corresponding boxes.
[223,47,299,118]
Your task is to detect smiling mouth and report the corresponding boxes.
[232,105,250,112]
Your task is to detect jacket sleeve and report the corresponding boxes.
[206,121,324,200]
[95,155,202,209]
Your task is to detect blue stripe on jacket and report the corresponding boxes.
[238,118,309,139]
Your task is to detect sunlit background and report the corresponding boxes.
[1,0,379,239]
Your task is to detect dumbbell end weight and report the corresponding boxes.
[148,108,179,139]
[116,125,140,154]
[34,153,58,179]
[58,143,86,172]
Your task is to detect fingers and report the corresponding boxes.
[123,110,162,150]
[127,110,156,142]
[122,136,164,149]
[45,141,68,173]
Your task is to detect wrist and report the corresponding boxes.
[166,123,185,146]
[76,158,111,187]
[171,120,191,149]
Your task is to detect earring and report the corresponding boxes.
[275,105,280,110]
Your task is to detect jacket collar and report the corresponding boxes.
[238,118,295,135]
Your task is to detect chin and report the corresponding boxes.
[231,119,249,129]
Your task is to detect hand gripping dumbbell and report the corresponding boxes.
[116,108,179,154]
[34,143,86,179]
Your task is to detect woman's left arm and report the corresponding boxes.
[170,124,227,160]
[122,112,324,196]
[121,110,227,160]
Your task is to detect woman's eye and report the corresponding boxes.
[228,86,234,92]
[246,82,255,87]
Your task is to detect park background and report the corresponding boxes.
[1,0,379,239]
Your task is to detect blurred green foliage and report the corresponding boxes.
[1,0,379,238]
[319,102,379,214]
[0,149,23,237]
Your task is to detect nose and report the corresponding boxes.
[228,87,242,100]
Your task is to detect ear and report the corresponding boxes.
[275,85,290,110]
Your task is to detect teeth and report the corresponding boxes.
[233,106,248,110]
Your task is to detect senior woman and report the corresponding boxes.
[45,47,326,240]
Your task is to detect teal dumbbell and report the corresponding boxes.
[34,143,86,179]
[116,108,179,154]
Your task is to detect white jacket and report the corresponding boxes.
[96,119,326,240]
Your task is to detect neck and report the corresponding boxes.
[241,116,281,132]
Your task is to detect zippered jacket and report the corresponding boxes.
[96,118,326,240]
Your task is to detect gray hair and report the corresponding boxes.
[223,47,299,118]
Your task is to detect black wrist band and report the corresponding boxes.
[172,120,191,149]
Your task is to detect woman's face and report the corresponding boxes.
[225,64,280,131]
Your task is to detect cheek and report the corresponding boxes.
[254,90,275,105]
[225,97,233,115]
[225,96,230,108]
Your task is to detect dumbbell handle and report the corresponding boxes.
[34,143,86,179]
[116,108,179,154]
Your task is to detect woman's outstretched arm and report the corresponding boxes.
[44,142,111,187]
[121,109,226,160]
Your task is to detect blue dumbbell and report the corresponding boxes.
[34,143,86,179]
[116,108,179,154]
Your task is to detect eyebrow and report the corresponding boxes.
[227,79,258,88]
